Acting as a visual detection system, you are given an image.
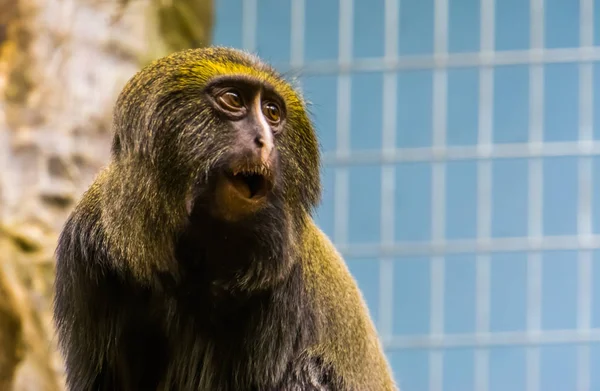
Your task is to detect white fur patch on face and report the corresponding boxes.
[252,95,274,163]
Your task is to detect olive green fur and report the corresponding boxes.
[301,221,398,390]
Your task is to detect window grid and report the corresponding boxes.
[429,0,449,388]
[232,0,600,390]
[289,0,305,68]
[333,0,352,247]
[577,0,594,390]
[335,234,600,258]
[387,328,600,349]
[475,0,494,388]
[322,140,600,166]
[241,0,257,52]
[272,47,600,76]
[378,0,400,342]
[526,0,544,388]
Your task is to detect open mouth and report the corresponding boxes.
[211,163,275,221]
[225,168,273,200]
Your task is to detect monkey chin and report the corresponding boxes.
[211,165,274,223]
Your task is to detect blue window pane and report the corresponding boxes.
[393,257,430,335]
[388,349,429,391]
[448,0,480,53]
[594,158,600,234]
[255,0,291,63]
[592,343,600,390]
[305,0,339,61]
[398,0,434,55]
[447,68,479,146]
[446,160,477,239]
[543,63,579,142]
[300,75,337,153]
[540,345,577,391]
[444,254,476,334]
[444,349,474,391]
[495,0,530,51]
[345,258,381,329]
[397,70,433,148]
[541,251,578,330]
[213,0,243,48]
[545,0,580,49]
[353,0,385,58]
[489,347,527,391]
[314,166,335,238]
[592,63,600,140]
[349,165,381,243]
[593,251,600,327]
[493,66,530,144]
[542,157,578,236]
[491,159,528,238]
[395,163,432,242]
[595,6,600,46]
[350,72,383,151]
[490,252,528,332]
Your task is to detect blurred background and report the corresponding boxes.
[0,0,597,390]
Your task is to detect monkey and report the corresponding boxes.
[52,46,398,391]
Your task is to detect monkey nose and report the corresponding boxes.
[252,135,273,163]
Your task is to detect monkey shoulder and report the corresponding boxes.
[299,220,399,391]
[54,171,167,390]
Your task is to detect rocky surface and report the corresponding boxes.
[0,0,212,388]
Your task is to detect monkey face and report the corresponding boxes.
[201,75,286,222]
[112,48,321,228]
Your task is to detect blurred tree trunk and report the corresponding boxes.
[0,0,213,389]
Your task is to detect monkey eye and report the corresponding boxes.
[217,90,245,111]
[262,101,282,125]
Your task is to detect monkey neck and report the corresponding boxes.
[163,208,319,389]
[175,202,298,295]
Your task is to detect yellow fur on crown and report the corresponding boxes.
[141,46,306,116]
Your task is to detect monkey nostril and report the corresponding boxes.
[254,136,264,148]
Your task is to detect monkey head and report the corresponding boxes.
[100,47,322,278]
[112,47,320,221]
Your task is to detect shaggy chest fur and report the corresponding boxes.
[162,268,313,388]
[107,261,327,391]
[54,200,334,391]
[84,207,331,391]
